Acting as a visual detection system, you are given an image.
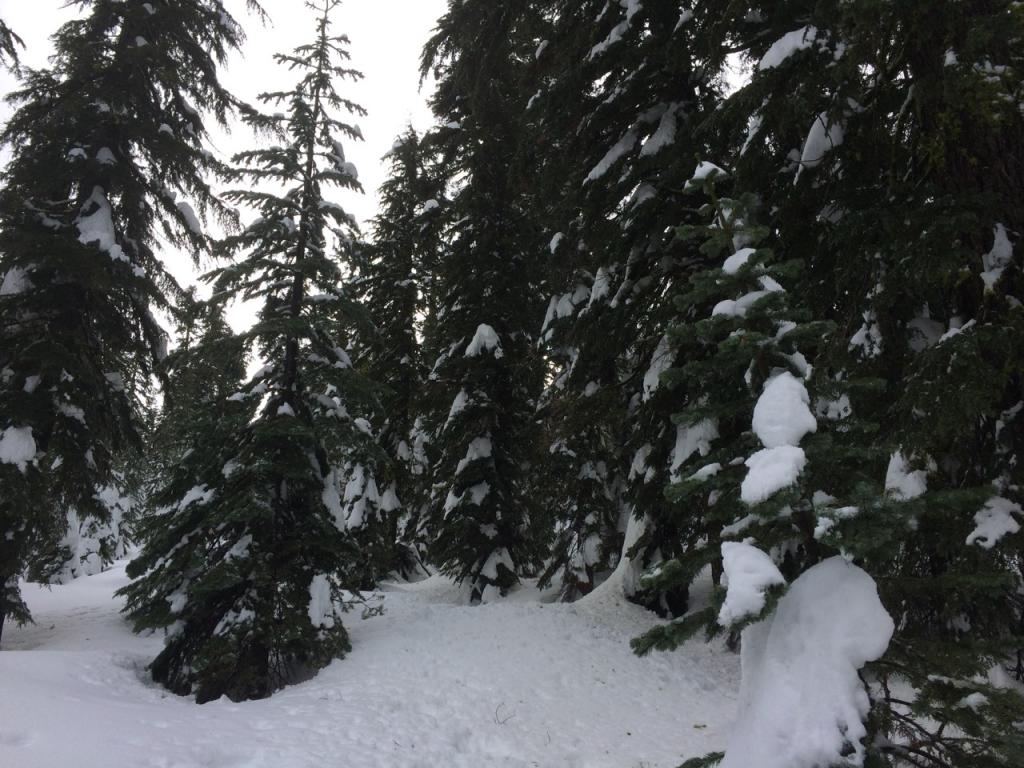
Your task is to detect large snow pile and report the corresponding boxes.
[719,557,894,768]
[0,562,740,768]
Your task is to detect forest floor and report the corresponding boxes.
[0,563,739,768]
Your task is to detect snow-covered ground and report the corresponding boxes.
[0,564,739,768]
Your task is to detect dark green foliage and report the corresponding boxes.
[418,0,550,602]
[121,0,381,702]
[0,0,259,641]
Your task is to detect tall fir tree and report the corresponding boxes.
[530,0,727,606]
[419,0,551,602]
[0,0,261,645]
[634,2,1024,765]
[120,0,382,702]
[352,127,447,576]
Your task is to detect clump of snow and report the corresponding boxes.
[465,324,503,358]
[585,129,638,183]
[641,334,673,401]
[456,436,493,475]
[685,161,727,190]
[722,248,755,275]
[937,318,976,344]
[966,497,1021,549]
[752,372,817,449]
[670,418,719,478]
[742,446,807,504]
[981,224,1013,291]
[307,574,336,629]
[639,104,678,157]
[77,187,127,262]
[719,557,894,768]
[884,452,928,501]
[757,26,819,71]
[0,426,36,470]
[1,266,31,296]
[849,309,883,357]
[718,542,786,626]
[796,113,844,179]
[446,389,470,427]
[688,463,722,482]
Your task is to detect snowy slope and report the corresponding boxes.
[0,564,739,768]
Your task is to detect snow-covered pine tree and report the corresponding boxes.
[120,0,382,702]
[0,0,260,645]
[146,295,248,498]
[639,2,1023,765]
[633,172,832,650]
[0,18,22,70]
[530,0,726,606]
[419,0,550,602]
[353,127,447,577]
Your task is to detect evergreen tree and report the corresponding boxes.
[120,0,381,702]
[146,294,248,498]
[530,0,727,605]
[353,127,447,576]
[419,0,550,602]
[635,2,1024,765]
[0,0,260,645]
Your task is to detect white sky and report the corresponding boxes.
[0,0,447,293]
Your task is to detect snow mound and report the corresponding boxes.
[720,557,894,768]
[718,542,785,626]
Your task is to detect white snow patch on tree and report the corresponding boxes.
[884,452,928,500]
[723,247,755,275]
[966,497,1021,549]
[752,372,817,449]
[639,104,678,157]
[465,324,503,358]
[77,186,127,262]
[718,542,786,626]
[757,26,820,71]
[796,113,844,179]
[456,436,493,475]
[719,558,894,768]
[742,446,807,504]
[670,418,718,479]
[981,224,1013,291]
[641,334,673,401]
[307,574,336,629]
[0,426,36,470]
[446,389,470,427]
[585,129,639,182]
[685,160,728,190]
[0,266,31,295]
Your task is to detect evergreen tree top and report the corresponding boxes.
[0,18,23,71]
